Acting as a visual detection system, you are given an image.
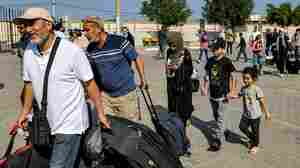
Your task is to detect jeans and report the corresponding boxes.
[239,116,261,147]
[252,54,265,75]
[199,48,208,61]
[210,99,227,142]
[50,134,82,168]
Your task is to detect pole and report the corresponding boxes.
[51,0,56,18]
[115,0,120,33]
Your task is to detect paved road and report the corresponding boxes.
[1,49,300,168]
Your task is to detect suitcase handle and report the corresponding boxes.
[1,134,16,159]
[139,86,160,124]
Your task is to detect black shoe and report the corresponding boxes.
[207,140,221,152]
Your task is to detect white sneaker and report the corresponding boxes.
[279,74,284,78]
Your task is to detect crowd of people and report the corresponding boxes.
[196,27,300,78]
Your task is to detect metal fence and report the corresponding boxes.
[0,6,24,52]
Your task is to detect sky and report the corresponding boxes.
[1,0,299,20]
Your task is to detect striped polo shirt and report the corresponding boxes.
[86,34,138,97]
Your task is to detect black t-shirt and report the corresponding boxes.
[205,56,236,98]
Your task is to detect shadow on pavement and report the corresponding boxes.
[191,116,246,146]
[0,83,4,90]
[191,116,216,146]
[152,55,165,61]
[152,106,248,147]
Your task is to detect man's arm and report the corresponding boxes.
[84,79,110,128]
[134,56,146,88]
[17,82,33,128]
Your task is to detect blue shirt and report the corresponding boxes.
[87,34,138,97]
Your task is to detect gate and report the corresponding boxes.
[0,6,24,52]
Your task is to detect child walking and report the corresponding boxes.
[201,38,237,152]
[232,67,271,155]
[252,35,265,75]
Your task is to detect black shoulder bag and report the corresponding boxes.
[32,37,61,148]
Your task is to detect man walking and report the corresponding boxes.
[276,29,289,78]
[16,8,110,168]
[158,26,168,58]
[83,16,145,121]
[236,33,248,62]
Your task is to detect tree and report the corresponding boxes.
[266,3,300,26]
[140,0,192,28]
[201,0,254,30]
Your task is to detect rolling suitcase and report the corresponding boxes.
[140,87,187,156]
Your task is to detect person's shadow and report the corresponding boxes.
[191,116,247,146]
[151,105,248,147]
[0,83,4,90]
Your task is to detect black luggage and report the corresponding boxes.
[0,133,49,168]
[140,87,187,157]
[83,115,184,168]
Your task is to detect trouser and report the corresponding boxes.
[265,45,271,56]
[102,90,138,121]
[277,49,287,74]
[227,42,233,55]
[199,48,209,61]
[49,134,82,168]
[159,43,167,58]
[239,116,261,147]
[167,77,177,113]
[210,99,227,142]
[253,54,264,75]
[295,46,300,60]
[272,48,278,65]
[236,48,248,62]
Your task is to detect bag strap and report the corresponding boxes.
[1,134,16,159]
[40,37,61,112]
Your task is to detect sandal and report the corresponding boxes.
[249,146,259,155]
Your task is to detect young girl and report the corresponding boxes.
[232,67,271,155]
[252,35,265,75]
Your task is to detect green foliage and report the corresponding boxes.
[140,0,192,27]
[266,3,300,26]
[201,0,254,29]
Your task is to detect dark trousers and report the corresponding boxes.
[236,47,248,62]
[167,77,176,113]
[227,42,233,55]
[277,49,287,74]
[295,47,300,60]
[239,116,261,147]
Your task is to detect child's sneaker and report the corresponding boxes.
[183,144,192,157]
[249,146,259,155]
